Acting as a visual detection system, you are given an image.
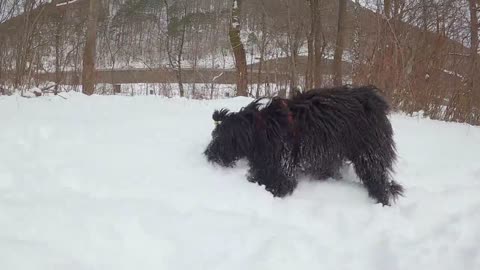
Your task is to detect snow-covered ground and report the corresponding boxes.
[1,82,286,99]
[0,93,479,270]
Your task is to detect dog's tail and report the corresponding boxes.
[390,181,404,197]
[388,180,405,205]
[356,85,391,115]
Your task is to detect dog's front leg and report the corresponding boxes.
[247,162,297,197]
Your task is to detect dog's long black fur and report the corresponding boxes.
[204,85,404,206]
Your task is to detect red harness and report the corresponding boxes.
[255,99,295,132]
[279,99,294,126]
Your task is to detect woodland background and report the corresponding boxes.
[0,0,479,125]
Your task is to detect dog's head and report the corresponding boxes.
[204,107,255,167]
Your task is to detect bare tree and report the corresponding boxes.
[467,0,479,122]
[53,9,64,95]
[14,0,44,89]
[0,0,22,90]
[306,0,325,89]
[468,0,478,96]
[176,6,187,97]
[333,0,347,86]
[82,0,98,95]
[286,0,299,92]
[229,0,248,97]
[0,0,20,24]
[306,0,316,90]
[255,0,268,98]
[313,0,325,88]
[164,0,188,97]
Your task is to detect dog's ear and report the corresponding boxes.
[242,98,269,112]
[213,108,230,124]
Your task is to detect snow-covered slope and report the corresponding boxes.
[0,93,479,270]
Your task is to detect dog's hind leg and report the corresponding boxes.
[351,153,403,206]
[350,95,404,205]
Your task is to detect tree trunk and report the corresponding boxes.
[82,0,98,96]
[468,0,478,88]
[54,18,63,95]
[256,4,267,98]
[307,0,324,88]
[313,0,324,88]
[289,43,299,92]
[384,0,391,19]
[286,0,299,95]
[163,0,186,97]
[229,0,248,97]
[351,0,362,84]
[468,0,479,120]
[306,0,316,90]
[333,0,347,86]
[14,0,36,89]
[192,1,199,98]
[0,41,3,88]
[176,5,187,98]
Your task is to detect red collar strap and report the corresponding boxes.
[279,100,294,126]
[255,99,295,129]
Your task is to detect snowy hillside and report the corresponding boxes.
[0,93,479,270]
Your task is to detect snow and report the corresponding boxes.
[0,94,480,270]
[443,69,465,79]
[72,83,281,98]
[20,87,43,98]
[56,0,79,7]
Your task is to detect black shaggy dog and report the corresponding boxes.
[204,85,404,206]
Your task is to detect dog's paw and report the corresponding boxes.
[266,180,297,198]
[374,182,405,206]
